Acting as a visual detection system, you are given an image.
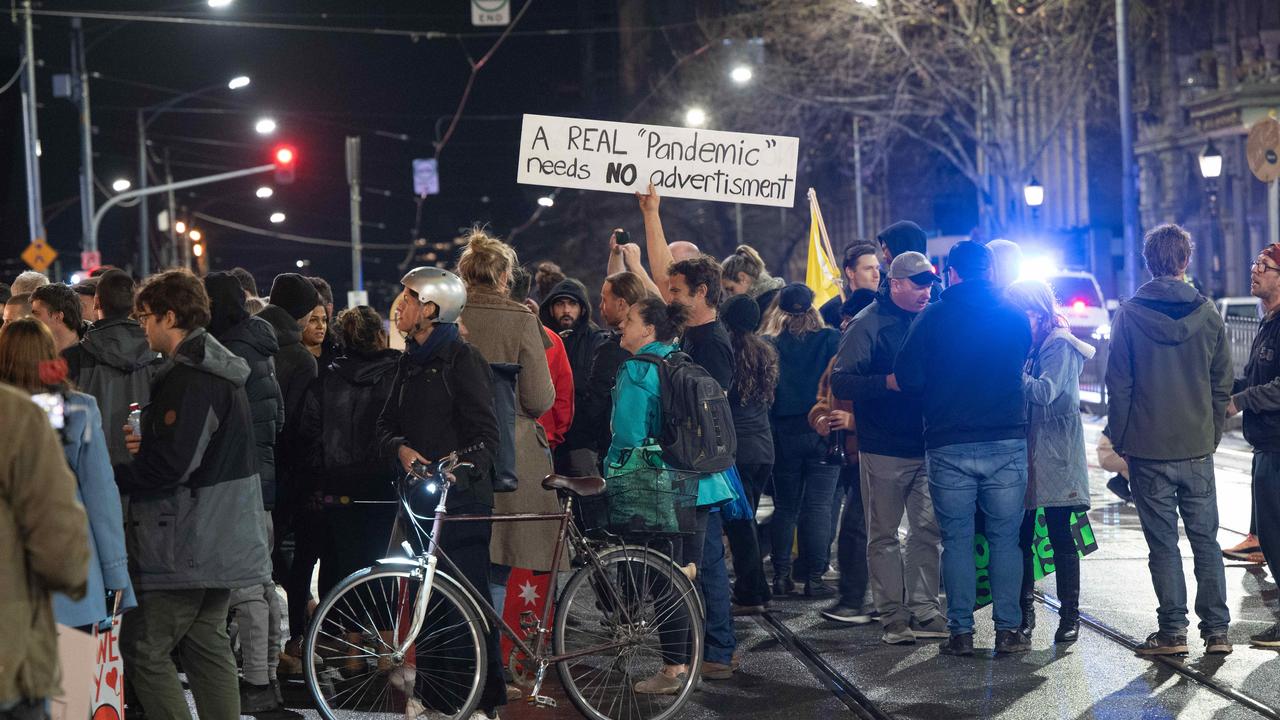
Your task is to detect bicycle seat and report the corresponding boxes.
[542,474,606,497]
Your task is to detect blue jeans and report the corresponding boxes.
[699,509,736,664]
[770,448,840,584]
[927,439,1028,634]
[1129,456,1230,637]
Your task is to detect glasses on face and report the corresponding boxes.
[1252,260,1280,275]
[132,312,154,323]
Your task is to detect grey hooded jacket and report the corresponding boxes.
[1105,277,1232,461]
[113,328,272,591]
[1024,328,1095,509]
[75,318,163,467]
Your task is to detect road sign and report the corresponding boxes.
[22,239,57,272]
[471,0,510,26]
[80,251,101,272]
[412,159,439,196]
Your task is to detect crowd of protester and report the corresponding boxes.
[7,181,1280,720]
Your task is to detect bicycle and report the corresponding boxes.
[303,450,705,720]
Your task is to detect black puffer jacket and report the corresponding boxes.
[299,349,401,499]
[538,278,608,450]
[217,316,284,509]
[256,304,317,426]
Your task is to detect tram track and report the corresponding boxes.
[1035,591,1280,719]
[753,613,894,720]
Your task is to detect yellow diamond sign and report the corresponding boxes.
[21,238,57,272]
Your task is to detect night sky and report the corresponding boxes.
[0,1,624,308]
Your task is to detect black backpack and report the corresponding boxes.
[632,351,736,473]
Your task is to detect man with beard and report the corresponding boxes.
[539,277,607,476]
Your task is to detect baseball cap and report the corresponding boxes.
[946,240,993,278]
[888,251,941,285]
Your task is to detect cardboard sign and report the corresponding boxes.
[974,508,1098,609]
[92,614,125,720]
[516,114,799,208]
[51,624,97,720]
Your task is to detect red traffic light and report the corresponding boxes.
[272,145,297,184]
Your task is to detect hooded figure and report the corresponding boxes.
[76,314,162,467]
[538,278,608,469]
[206,272,284,510]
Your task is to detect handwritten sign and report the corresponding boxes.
[516,114,799,208]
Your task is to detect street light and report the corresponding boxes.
[208,0,233,8]
[1199,140,1224,297]
[188,229,203,242]
[255,117,277,135]
[1023,177,1044,208]
[730,65,753,85]
[684,107,708,127]
[256,186,274,199]
[174,220,187,234]
[537,196,554,208]
[270,212,286,224]
[111,178,131,192]
[227,75,251,90]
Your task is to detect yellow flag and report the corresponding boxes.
[805,190,842,308]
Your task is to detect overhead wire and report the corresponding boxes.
[193,212,406,250]
[0,57,25,95]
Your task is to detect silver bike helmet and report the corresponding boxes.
[400,267,467,324]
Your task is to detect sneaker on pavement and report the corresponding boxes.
[1251,623,1280,648]
[1224,534,1261,559]
[881,620,915,645]
[995,629,1031,654]
[634,671,686,695]
[700,660,735,680]
[820,603,873,624]
[909,616,950,639]
[240,680,280,713]
[1135,631,1188,656]
[1205,634,1233,655]
[939,633,974,656]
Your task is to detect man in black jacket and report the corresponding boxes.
[895,241,1032,657]
[539,277,608,475]
[1107,224,1232,656]
[831,252,945,644]
[1231,243,1280,648]
[116,270,271,720]
[206,272,286,711]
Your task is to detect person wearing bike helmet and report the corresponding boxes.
[376,266,506,717]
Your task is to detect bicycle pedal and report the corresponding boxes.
[526,694,557,708]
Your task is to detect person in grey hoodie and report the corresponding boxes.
[1005,280,1095,645]
[1105,223,1233,657]
[115,270,271,720]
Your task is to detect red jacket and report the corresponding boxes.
[538,327,574,449]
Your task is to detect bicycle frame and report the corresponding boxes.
[395,471,669,701]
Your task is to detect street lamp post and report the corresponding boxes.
[1024,176,1044,229]
[137,76,250,275]
[1199,141,1224,298]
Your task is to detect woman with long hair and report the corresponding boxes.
[0,318,136,629]
[1004,279,1095,643]
[765,284,841,597]
[721,244,785,316]
[454,228,561,624]
[719,294,778,612]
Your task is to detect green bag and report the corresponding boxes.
[605,442,692,535]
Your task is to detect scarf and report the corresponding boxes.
[406,322,460,365]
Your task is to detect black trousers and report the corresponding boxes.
[1253,451,1280,580]
[725,463,772,605]
[836,463,869,605]
[1019,506,1080,609]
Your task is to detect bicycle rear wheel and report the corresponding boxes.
[304,564,487,720]
[554,544,704,720]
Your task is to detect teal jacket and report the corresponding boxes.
[606,340,736,507]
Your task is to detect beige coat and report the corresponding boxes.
[0,384,89,704]
[461,287,567,571]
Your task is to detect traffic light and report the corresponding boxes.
[273,145,297,185]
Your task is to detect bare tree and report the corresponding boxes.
[686,0,1113,237]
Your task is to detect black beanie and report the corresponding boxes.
[720,293,761,333]
[204,272,249,337]
[269,273,321,320]
[876,220,928,258]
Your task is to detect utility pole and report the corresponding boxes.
[137,109,150,276]
[19,0,44,246]
[1116,0,1141,298]
[70,18,97,270]
[345,136,366,307]
[165,149,182,268]
[853,116,866,241]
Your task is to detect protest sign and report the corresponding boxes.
[974,508,1098,609]
[516,114,799,208]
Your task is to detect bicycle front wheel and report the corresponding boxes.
[554,544,704,720]
[304,564,487,720]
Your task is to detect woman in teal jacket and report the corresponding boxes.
[607,297,734,695]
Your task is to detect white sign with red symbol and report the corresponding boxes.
[500,567,553,669]
[92,613,125,720]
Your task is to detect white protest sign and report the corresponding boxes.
[516,114,799,208]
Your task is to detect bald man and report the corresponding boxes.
[669,241,701,262]
[636,183,704,303]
